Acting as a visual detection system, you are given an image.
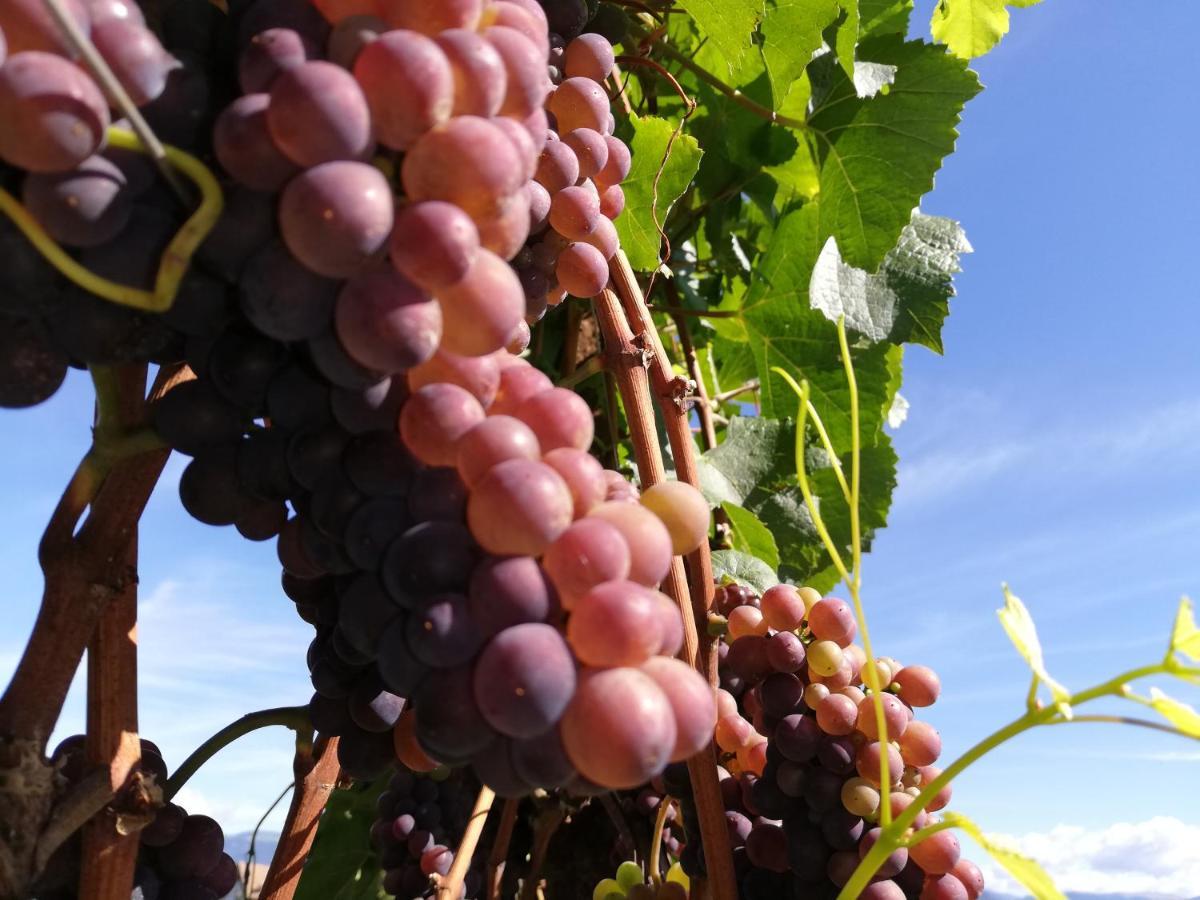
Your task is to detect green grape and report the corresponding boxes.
[616,860,644,890]
[665,862,689,888]
[593,878,624,900]
[808,639,845,677]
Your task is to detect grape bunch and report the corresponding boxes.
[370,766,487,900]
[593,858,691,900]
[39,735,239,900]
[663,582,986,900]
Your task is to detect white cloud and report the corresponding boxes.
[974,817,1200,897]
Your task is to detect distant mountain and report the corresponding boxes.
[223,831,278,864]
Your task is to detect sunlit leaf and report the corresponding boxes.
[1127,688,1200,739]
[939,812,1067,900]
[1169,596,1200,663]
[998,586,1070,707]
[711,549,780,593]
[721,502,781,569]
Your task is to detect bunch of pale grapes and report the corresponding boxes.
[665,582,985,900]
[37,735,239,900]
[593,858,691,900]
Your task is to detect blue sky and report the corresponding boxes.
[2,1,1198,896]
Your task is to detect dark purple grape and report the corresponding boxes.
[179,447,246,526]
[349,678,406,733]
[472,623,574,738]
[342,430,417,497]
[405,593,483,668]
[343,497,411,571]
[0,316,68,408]
[467,555,555,637]
[336,724,395,779]
[156,815,224,880]
[381,522,478,607]
[154,380,245,456]
[413,665,495,763]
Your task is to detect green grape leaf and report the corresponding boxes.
[861,0,914,37]
[681,0,764,75]
[998,586,1071,708]
[721,502,781,569]
[1127,688,1200,739]
[930,0,1009,59]
[698,416,797,504]
[614,114,704,271]
[939,812,1068,900]
[760,0,841,105]
[1169,596,1200,663]
[711,549,780,593]
[296,778,389,900]
[809,36,981,272]
[835,0,860,78]
[809,213,972,352]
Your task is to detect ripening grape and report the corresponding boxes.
[435,249,526,357]
[653,592,684,656]
[562,127,608,178]
[589,501,673,588]
[335,267,442,372]
[240,27,313,92]
[267,60,373,166]
[434,28,506,117]
[894,664,941,707]
[808,639,845,678]
[326,14,385,68]
[950,859,985,899]
[467,458,574,556]
[402,115,525,221]
[557,242,609,297]
[542,517,630,609]
[564,33,615,82]
[638,480,711,555]
[484,25,549,117]
[22,155,131,248]
[567,579,664,667]
[815,693,857,736]
[578,215,619,260]
[528,180,552,233]
[856,693,910,741]
[549,184,602,240]
[506,319,531,353]
[640,656,717,762]
[0,0,90,56]
[840,776,880,817]
[513,386,595,453]
[353,30,453,150]
[560,667,677,789]
[389,201,480,293]
[90,0,146,27]
[399,382,486,467]
[383,0,483,33]
[455,415,541,487]
[490,359,551,415]
[535,139,580,193]
[920,765,953,811]
[491,116,539,181]
[727,605,767,640]
[482,1,549,55]
[91,20,177,106]
[808,597,858,646]
[599,183,625,219]
[855,741,903,787]
[473,623,575,738]
[407,348,501,406]
[759,583,806,632]
[213,93,299,191]
[405,592,482,667]
[240,241,340,342]
[909,830,961,876]
[237,0,331,47]
[596,134,631,188]
[714,714,754,753]
[921,875,970,900]
[899,720,942,767]
[0,52,110,173]
[541,446,606,518]
[548,77,611,134]
[476,189,531,259]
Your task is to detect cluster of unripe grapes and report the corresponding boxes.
[38,736,239,900]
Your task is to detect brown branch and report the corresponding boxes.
[486,797,520,900]
[664,285,716,452]
[592,278,736,900]
[437,786,495,900]
[34,768,114,872]
[518,804,565,900]
[258,736,340,900]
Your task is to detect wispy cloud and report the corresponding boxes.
[974,817,1200,897]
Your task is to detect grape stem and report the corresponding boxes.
[647,793,673,882]
[245,782,296,900]
[259,736,340,900]
[437,786,496,899]
[663,280,716,451]
[518,804,565,900]
[163,706,313,801]
[485,797,521,899]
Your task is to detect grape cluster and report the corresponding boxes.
[370,767,486,900]
[666,583,986,900]
[41,735,239,900]
[593,858,690,900]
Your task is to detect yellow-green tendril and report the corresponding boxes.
[0,127,223,313]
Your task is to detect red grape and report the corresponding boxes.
[547,76,610,134]
[534,139,579,193]
[240,27,313,92]
[809,597,858,646]
[541,446,606,518]
[483,25,549,118]
[0,52,109,173]
[455,415,541,488]
[595,134,631,188]
[556,242,609,297]
[399,382,485,467]
[542,517,631,609]
[267,60,373,166]
[22,155,131,248]
[641,656,716,762]
[760,583,807,632]
[467,458,574,556]
[899,720,942,767]
[473,623,575,738]
[407,348,501,407]
[434,28,506,117]
[353,29,453,150]
[909,830,961,876]
[489,359,551,416]
[435,249,526,357]
[564,33,615,82]
[589,501,673,587]
[390,200,481,292]
[213,93,299,192]
[334,267,441,372]
[894,664,941,707]
[91,20,177,106]
[0,0,90,56]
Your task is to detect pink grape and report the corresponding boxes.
[482,1,549,57]
[476,190,531,259]
[326,15,386,69]
[490,360,552,416]
[920,765,953,811]
[534,140,580,193]
[517,105,550,153]
[541,446,606,518]
[467,458,574,556]
[599,183,625,219]
[483,25,549,118]
[567,579,662,666]
[490,116,538,181]
[353,29,453,150]
[589,501,673,588]
[921,875,969,900]
[714,714,755,752]
[556,242,609,297]
[815,693,858,736]
[562,128,608,178]
[91,20,177,106]
[402,116,525,221]
[506,320,531,353]
[909,830,961,876]
[559,667,677,789]
[641,656,717,761]
[399,382,485,467]
[334,267,441,372]
[654,592,684,655]
[434,28,506,117]
[382,0,483,33]
[726,605,767,640]
[279,161,393,278]
[0,0,90,56]
[240,27,313,92]
[950,859,984,899]
[542,517,630,609]
[894,665,941,707]
[88,0,145,27]
[213,93,299,192]
[860,882,905,900]
[22,155,131,248]
[455,415,541,488]
[390,201,481,292]
[899,720,942,767]
[856,693,910,741]
[473,623,575,738]
[809,597,858,646]
[513,386,594,453]
[527,180,552,233]
[579,215,619,259]
[596,134,631,188]
[407,349,501,406]
[435,249,526,357]
[564,33,615,82]
[311,0,381,22]
[760,584,807,632]
[267,60,373,166]
[639,480,710,555]
[547,77,610,134]
[0,52,109,173]
[549,185,601,241]
[855,741,903,787]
